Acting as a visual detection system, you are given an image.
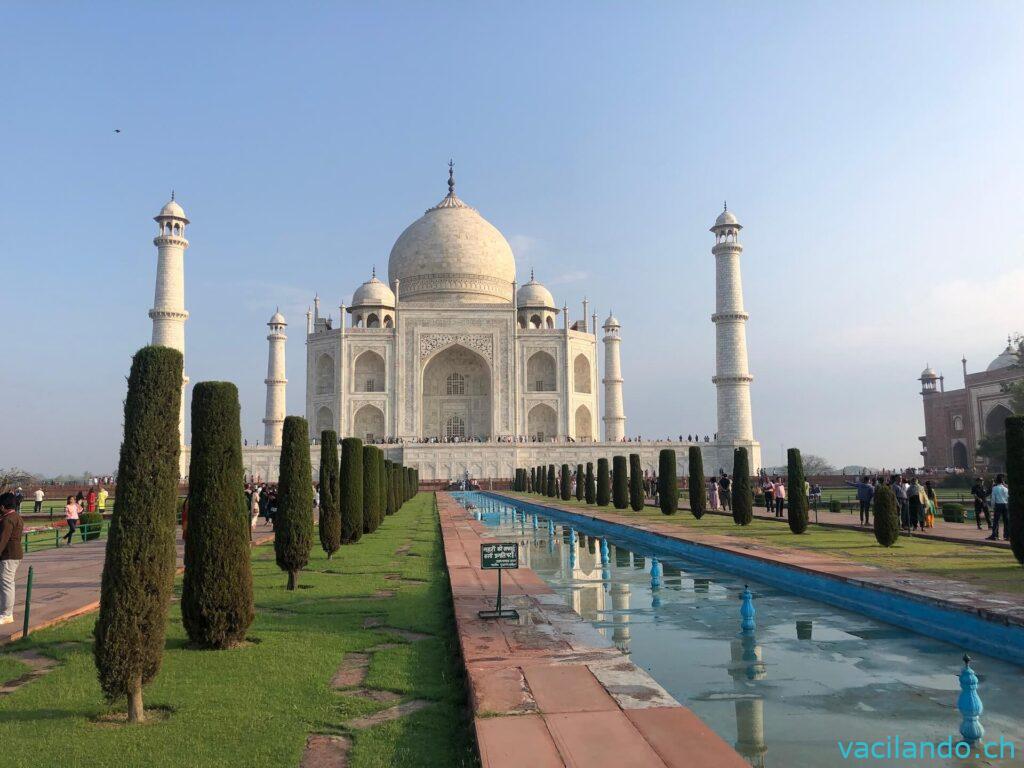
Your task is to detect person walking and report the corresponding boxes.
[0,493,25,626]
[63,495,81,546]
[96,486,108,515]
[907,476,924,532]
[14,488,24,514]
[773,477,786,518]
[250,484,261,530]
[923,480,937,529]
[86,487,97,514]
[971,478,992,531]
[761,477,774,514]
[708,477,720,511]
[989,474,1010,542]
[891,475,909,531]
[719,474,732,512]
[847,476,874,526]
[33,487,44,515]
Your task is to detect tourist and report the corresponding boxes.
[719,473,731,512]
[846,476,874,526]
[97,486,108,514]
[0,493,24,626]
[891,476,909,531]
[14,488,23,514]
[708,477,720,510]
[971,478,992,531]
[86,487,97,514]
[773,477,786,517]
[33,487,44,515]
[923,481,937,529]
[907,476,924,532]
[63,494,80,546]
[988,475,1010,542]
[761,477,774,514]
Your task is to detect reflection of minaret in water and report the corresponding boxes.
[610,581,631,653]
[729,589,768,768]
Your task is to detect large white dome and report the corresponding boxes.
[387,168,515,304]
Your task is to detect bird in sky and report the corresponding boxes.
[114,129,121,133]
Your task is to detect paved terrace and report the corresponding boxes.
[509,494,1024,629]
[1,526,276,644]
[436,492,747,768]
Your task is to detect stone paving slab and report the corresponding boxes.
[437,493,745,768]
[507,495,1024,628]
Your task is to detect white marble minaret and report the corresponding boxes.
[711,205,754,442]
[263,309,287,446]
[149,194,190,444]
[602,312,625,441]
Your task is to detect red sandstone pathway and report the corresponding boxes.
[1,528,275,644]
[516,495,1024,628]
[437,492,747,768]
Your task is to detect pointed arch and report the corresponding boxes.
[574,404,593,440]
[316,354,334,395]
[353,404,385,442]
[528,403,558,441]
[573,354,592,394]
[354,350,385,392]
[527,351,556,392]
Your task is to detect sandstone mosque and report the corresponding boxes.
[147,164,760,481]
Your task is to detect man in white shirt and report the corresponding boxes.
[988,474,1010,542]
[33,488,44,515]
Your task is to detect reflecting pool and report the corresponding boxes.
[458,492,1024,767]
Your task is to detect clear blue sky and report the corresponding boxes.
[3,2,1023,475]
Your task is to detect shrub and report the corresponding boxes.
[787,448,809,534]
[546,464,556,497]
[538,465,545,494]
[362,445,381,534]
[1007,416,1024,564]
[828,499,842,514]
[182,381,254,649]
[585,462,596,504]
[658,449,678,516]
[688,446,706,520]
[94,346,182,723]
[560,464,571,500]
[275,416,314,589]
[384,460,395,515]
[612,456,629,509]
[529,467,536,493]
[340,437,364,543]
[873,483,900,547]
[377,452,387,523]
[942,503,966,523]
[318,431,341,558]
[731,448,752,525]
[79,512,104,540]
[576,463,585,501]
[629,454,644,512]
[596,459,610,506]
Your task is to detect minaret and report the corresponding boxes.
[263,309,287,447]
[149,194,190,444]
[602,312,625,442]
[711,204,754,442]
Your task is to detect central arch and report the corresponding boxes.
[420,344,492,440]
[985,404,1013,438]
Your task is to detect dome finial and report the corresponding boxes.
[530,268,535,281]
[171,189,175,201]
[448,159,455,196]
[723,200,727,212]
[372,265,376,279]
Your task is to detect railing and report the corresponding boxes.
[22,520,108,554]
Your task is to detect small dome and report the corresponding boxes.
[920,366,938,379]
[714,208,739,228]
[603,312,620,328]
[516,275,555,308]
[352,274,395,307]
[987,343,1018,372]
[157,198,188,221]
[268,309,286,325]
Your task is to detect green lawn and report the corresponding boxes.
[509,492,1024,595]
[0,493,477,768]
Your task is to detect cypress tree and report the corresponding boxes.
[529,467,536,493]
[94,346,181,723]
[612,456,629,509]
[275,416,314,589]
[1006,416,1024,564]
[376,451,387,524]
[392,464,402,510]
[658,449,678,515]
[629,454,644,512]
[576,463,585,501]
[546,464,557,497]
[731,448,753,525]
[872,483,900,547]
[406,466,414,500]
[318,430,341,558]
[585,462,596,504]
[340,437,364,543]
[787,448,809,534]
[560,463,571,500]
[539,465,545,494]
[362,445,381,534]
[384,460,396,515]
[688,446,706,520]
[182,381,254,649]
[596,458,610,506]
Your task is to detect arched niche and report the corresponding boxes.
[573,354,592,394]
[420,344,492,440]
[354,350,386,392]
[316,354,334,395]
[527,351,556,392]
[528,403,557,441]
[353,404,385,442]
[574,404,593,440]
[316,405,334,435]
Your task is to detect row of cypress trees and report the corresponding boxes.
[93,346,422,723]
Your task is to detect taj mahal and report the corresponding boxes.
[148,164,760,482]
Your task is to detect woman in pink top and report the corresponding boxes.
[773,478,786,518]
[63,495,80,546]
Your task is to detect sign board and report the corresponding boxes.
[480,542,519,570]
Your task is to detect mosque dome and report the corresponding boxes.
[603,312,620,328]
[352,271,395,307]
[713,206,739,228]
[268,309,286,325]
[987,342,1019,371]
[157,198,188,221]
[920,366,938,379]
[387,165,515,304]
[516,273,555,308]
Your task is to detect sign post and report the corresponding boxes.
[479,542,520,619]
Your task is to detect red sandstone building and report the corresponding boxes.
[919,338,1022,471]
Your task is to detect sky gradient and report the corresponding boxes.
[3,2,1023,475]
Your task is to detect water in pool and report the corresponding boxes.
[458,492,1024,767]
